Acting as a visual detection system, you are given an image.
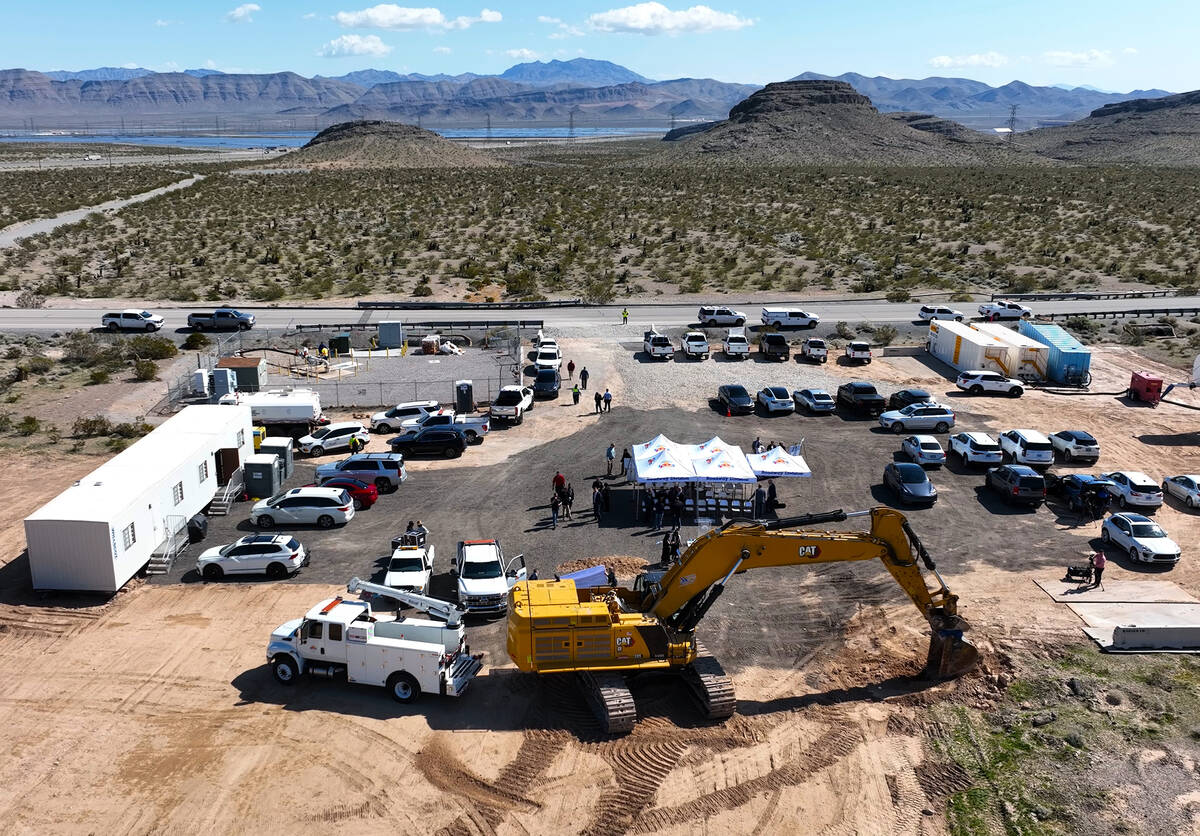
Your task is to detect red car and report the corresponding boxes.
[303,477,378,510]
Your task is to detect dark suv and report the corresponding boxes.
[314,453,407,493]
[532,367,561,398]
[986,464,1046,506]
[758,333,790,361]
[836,382,886,416]
[388,426,468,458]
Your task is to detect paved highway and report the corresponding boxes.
[0,296,1196,333]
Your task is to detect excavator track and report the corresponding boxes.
[578,671,637,735]
[682,643,736,721]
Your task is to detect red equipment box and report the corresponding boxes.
[1129,371,1163,405]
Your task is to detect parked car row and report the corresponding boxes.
[692,300,1033,330]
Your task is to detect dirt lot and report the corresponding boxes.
[0,342,1198,834]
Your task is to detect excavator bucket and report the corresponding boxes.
[924,632,980,680]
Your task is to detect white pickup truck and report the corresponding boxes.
[454,539,526,615]
[385,530,434,595]
[844,341,873,364]
[800,337,828,363]
[643,329,674,360]
[265,578,481,703]
[399,409,490,443]
[978,300,1033,321]
[101,309,164,332]
[489,385,534,424]
[680,331,710,360]
[722,328,750,359]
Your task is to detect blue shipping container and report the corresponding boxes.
[1018,320,1091,384]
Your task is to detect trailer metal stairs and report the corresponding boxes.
[207,469,244,517]
[146,515,188,576]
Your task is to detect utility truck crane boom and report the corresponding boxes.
[506,507,978,733]
[347,577,465,627]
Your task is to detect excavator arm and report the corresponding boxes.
[645,507,977,679]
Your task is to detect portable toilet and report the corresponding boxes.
[211,368,237,399]
[455,380,475,413]
[971,322,1050,380]
[258,436,295,479]
[927,320,1016,376]
[330,333,352,356]
[244,453,284,499]
[1018,320,1092,385]
[377,321,405,350]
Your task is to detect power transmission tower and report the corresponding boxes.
[669,110,677,132]
[568,106,580,140]
[1007,104,1018,144]
[486,113,492,140]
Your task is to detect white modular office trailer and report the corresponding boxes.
[926,319,1017,376]
[970,322,1049,380]
[24,405,254,592]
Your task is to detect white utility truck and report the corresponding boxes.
[454,539,526,615]
[643,328,674,360]
[266,577,482,703]
[219,389,326,437]
[386,530,435,595]
[398,409,490,443]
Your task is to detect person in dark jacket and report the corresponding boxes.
[549,493,560,529]
[766,480,778,512]
[602,483,612,512]
[580,367,589,390]
[594,391,603,413]
[661,527,681,565]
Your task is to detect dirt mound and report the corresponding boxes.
[1023,89,1200,165]
[657,80,1046,166]
[555,555,649,578]
[274,120,504,170]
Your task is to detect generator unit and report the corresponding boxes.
[1129,371,1163,405]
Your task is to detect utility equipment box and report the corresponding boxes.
[244,453,284,499]
[1018,320,1092,385]
[211,368,237,399]
[330,333,351,356]
[1129,371,1163,405]
[377,321,405,349]
[191,369,210,397]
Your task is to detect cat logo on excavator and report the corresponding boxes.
[797,545,820,558]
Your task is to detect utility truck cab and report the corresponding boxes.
[643,329,674,360]
[454,539,526,615]
[266,578,481,703]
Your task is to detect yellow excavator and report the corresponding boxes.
[506,507,979,733]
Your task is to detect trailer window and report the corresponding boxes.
[198,460,209,483]
[237,430,246,447]
[328,624,343,642]
[121,523,136,550]
[305,621,322,640]
[172,481,184,506]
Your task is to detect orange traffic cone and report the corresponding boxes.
[726,405,731,418]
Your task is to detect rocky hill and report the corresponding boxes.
[499,58,652,87]
[273,120,504,169]
[1022,89,1200,164]
[658,80,1038,166]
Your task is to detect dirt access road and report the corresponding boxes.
[0,344,1197,834]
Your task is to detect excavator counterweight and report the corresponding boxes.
[506,507,979,733]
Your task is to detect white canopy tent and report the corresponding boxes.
[633,446,696,484]
[747,446,813,478]
[690,447,757,484]
[634,434,685,464]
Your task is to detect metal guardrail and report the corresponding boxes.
[292,320,543,331]
[1040,306,1200,321]
[357,300,581,310]
[995,290,1179,301]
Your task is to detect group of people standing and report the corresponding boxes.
[549,470,615,528]
[563,361,613,413]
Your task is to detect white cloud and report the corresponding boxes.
[154,18,173,27]
[225,3,261,23]
[587,2,752,35]
[928,51,1008,69]
[505,48,539,60]
[1122,46,1138,55]
[204,59,219,69]
[539,14,584,38]
[433,45,451,54]
[334,5,500,30]
[318,34,393,57]
[303,12,319,19]
[1042,49,1115,68]
[537,15,562,24]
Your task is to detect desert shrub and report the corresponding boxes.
[88,368,111,385]
[835,321,855,339]
[412,284,433,297]
[15,415,39,436]
[21,356,53,375]
[885,287,911,303]
[111,421,153,438]
[72,415,113,437]
[949,291,974,302]
[1063,316,1101,337]
[61,330,117,366]
[15,289,45,308]
[126,335,178,360]
[871,325,898,345]
[0,412,11,432]
[133,359,159,381]
[4,346,22,360]
[182,332,211,350]
[45,424,61,443]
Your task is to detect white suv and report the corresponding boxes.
[1101,513,1180,565]
[251,487,356,529]
[371,400,440,433]
[297,421,371,456]
[918,305,965,322]
[698,306,747,326]
[999,429,1054,468]
[948,432,1003,466]
[196,534,306,580]
[1102,471,1164,509]
[534,344,563,371]
[1049,430,1100,463]
[956,370,1024,397]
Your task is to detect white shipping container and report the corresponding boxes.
[24,405,254,592]
[971,322,1050,380]
[927,320,1017,375]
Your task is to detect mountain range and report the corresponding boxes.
[0,58,1177,132]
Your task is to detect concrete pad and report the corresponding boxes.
[1068,602,1200,629]
[1034,576,1199,604]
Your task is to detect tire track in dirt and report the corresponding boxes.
[581,740,689,836]
[914,761,973,800]
[415,735,542,815]
[629,722,862,834]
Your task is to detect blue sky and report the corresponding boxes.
[4,0,1196,90]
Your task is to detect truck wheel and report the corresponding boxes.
[734,318,744,326]
[375,477,390,494]
[107,321,119,331]
[256,515,275,529]
[375,423,391,433]
[266,562,286,579]
[444,447,460,458]
[464,431,478,443]
[891,423,905,434]
[515,413,524,425]
[146,322,156,331]
[821,356,827,363]
[387,671,420,703]
[1009,387,1022,397]
[970,385,984,395]
[271,654,299,685]
[706,318,718,327]
[191,322,202,331]
[317,515,335,529]
[202,563,224,580]
[1101,528,1111,543]
[352,497,365,511]
[1129,546,1140,563]
[935,422,949,433]
[238,323,250,331]
[309,445,324,457]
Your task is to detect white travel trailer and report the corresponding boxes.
[24,405,254,592]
